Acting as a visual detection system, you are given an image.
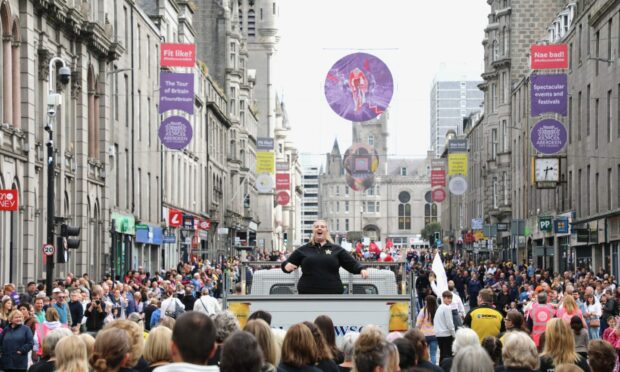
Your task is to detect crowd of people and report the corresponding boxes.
[1,235,620,372]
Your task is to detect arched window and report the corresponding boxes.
[0,3,15,127]
[238,1,243,32]
[10,19,20,129]
[88,65,100,158]
[247,9,255,37]
[424,191,438,225]
[492,40,499,61]
[398,191,411,230]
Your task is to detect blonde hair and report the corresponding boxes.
[502,332,539,370]
[91,328,131,372]
[55,335,89,372]
[542,318,579,365]
[45,307,60,322]
[308,220,334,245]
[562,295,578,314]
[103,319,144,368]
[143,326,172,364]
[244,319,279,366]
[7,309,22,323]
[79,333,96,360]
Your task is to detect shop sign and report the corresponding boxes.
[531,44,568,69]
[531,119,567,154]
[136,225,163,245]
[496,223,509,232]
[539,216,553,232]
[531,74,567,117]
[163,235,176,244]
[111,212,136,235]
[554,218,569,234]
[160,43,196,67]
[168,209,183,227]
[0,189,18,211]
[183,215,195,229]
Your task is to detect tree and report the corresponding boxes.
[420,222,442,241]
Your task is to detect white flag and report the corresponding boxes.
[431,252,449,298]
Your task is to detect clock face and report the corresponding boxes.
[535,158,560,182]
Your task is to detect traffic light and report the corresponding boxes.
[434,231,441,242]
[61,223,81,249]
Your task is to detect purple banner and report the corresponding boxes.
[159,71,194,114]
[531,119,567,154]
[531,74,567,117]
[324,52,393,122]
[159,116,193,150]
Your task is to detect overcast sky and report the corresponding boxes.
[273,0,489,167]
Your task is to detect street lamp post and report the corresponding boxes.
[45,57,70,296]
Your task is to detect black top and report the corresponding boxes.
[281,242,364,294]
[316,359,339,372]
[416,360,444,372]
[539,355,591,372]
[27,359,55,372]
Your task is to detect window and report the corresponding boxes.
[147,35,150,77]
[229,87,236,115]
[608,90,613,141]
[248,9,255,37]
[491,83,497,112]
[345,201,349,213]
[400,167,407,176]
[229,42,236,69]
[608,19,613,64]
[578,91,582,140]
[578,24,583,63]
[587,85,591,136]
[568,96,573,143]
[587,165,591,215]
[568,170,572,210]
[364,201,380,213]
[336,201,340,212]
[595,98,599,148]
[493,177,498,209]
[503,172,508,206]
[345,187,349,196]
[336,219,340,232]
[335,186,340,196]
[424,191,438,225]
[595,31,600,75]
[578,169,582,216]
[491,129,498,159]
[500,120,507,152]
[608,168,612,210]
[368,134,375,146]
[595,172,599,213]
[137,25,141,69]
[345,219,350,231]
[398,203,411,230]
[569,42,573,70]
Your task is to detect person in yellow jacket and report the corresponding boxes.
[464,288,505,342]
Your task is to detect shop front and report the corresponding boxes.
[111,212,136,280]
[135,224,163,273]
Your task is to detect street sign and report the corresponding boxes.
[198,218,211,231]
[42,244,55,256]
[531,119,567,154]
[0,189,18,211]
[431,188,446,202]
[160,43,196,67]
[431,169,446,187]
[163,235,176,244]
[531,44,568,70]
[448,175,468,195]
[539,217,553,232]
[447,139,468,153]
[168,209,183,227]
[276,191,290,206]
[554,218,569,234]
[183,215,195,229]
[496,223,509,232]
[472,218,483,230]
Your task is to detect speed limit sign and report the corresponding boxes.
[42,244,55,256]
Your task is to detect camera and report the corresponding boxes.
[44,123,52,132]
[58,66,71,85]
[47,107,55,117]
[46,140,53,148]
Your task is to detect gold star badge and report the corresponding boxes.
[325,249,332,255]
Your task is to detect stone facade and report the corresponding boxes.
[319,114,438,248]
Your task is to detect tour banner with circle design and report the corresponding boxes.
[343,143,380,191]
[325,53,394,122]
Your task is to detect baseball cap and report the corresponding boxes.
[52,288,61,294]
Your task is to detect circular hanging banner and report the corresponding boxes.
[324,52,394,122]
[448,175,468,196]
[276,191,290,206]
[159,116,193,150]
[432,188,446,203]
[256,173,273,193]
[343,143,380,191]
[530,118,567,154]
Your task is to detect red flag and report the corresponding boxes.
[386,238,393,249]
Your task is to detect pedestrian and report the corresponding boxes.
[54,335,89,372]
[220,331,264,372]
[403,328,442,372]
[526,291,555,347]
[192,288,221,316]
[570,315,590,360]
[351,326,390,372]
[500,310,528,344]
[281,220,368,294]
[464,288,505,342]
[585,294,602,340]
[33,296,46,324]
[314,315,344,365]
[434,291,456,363]
[28,328,72,372]
[244,319,279,371]
[302,321,339,371]
[495,332,539,372]
[84,286,107,333]
[439,327,479,372]
[0,295,14,328]
[539,318,590,371]
[90,328,132,372]
[416,294,438,364]
[52,290,72,326]
[337,332,359,372]
[450,345,494,372]
[587,339,617,372]
[150,312,220,371]
[467,272,482,308]
[142,325,173,371]
[0,310,34,372]
[68,289,84,334]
